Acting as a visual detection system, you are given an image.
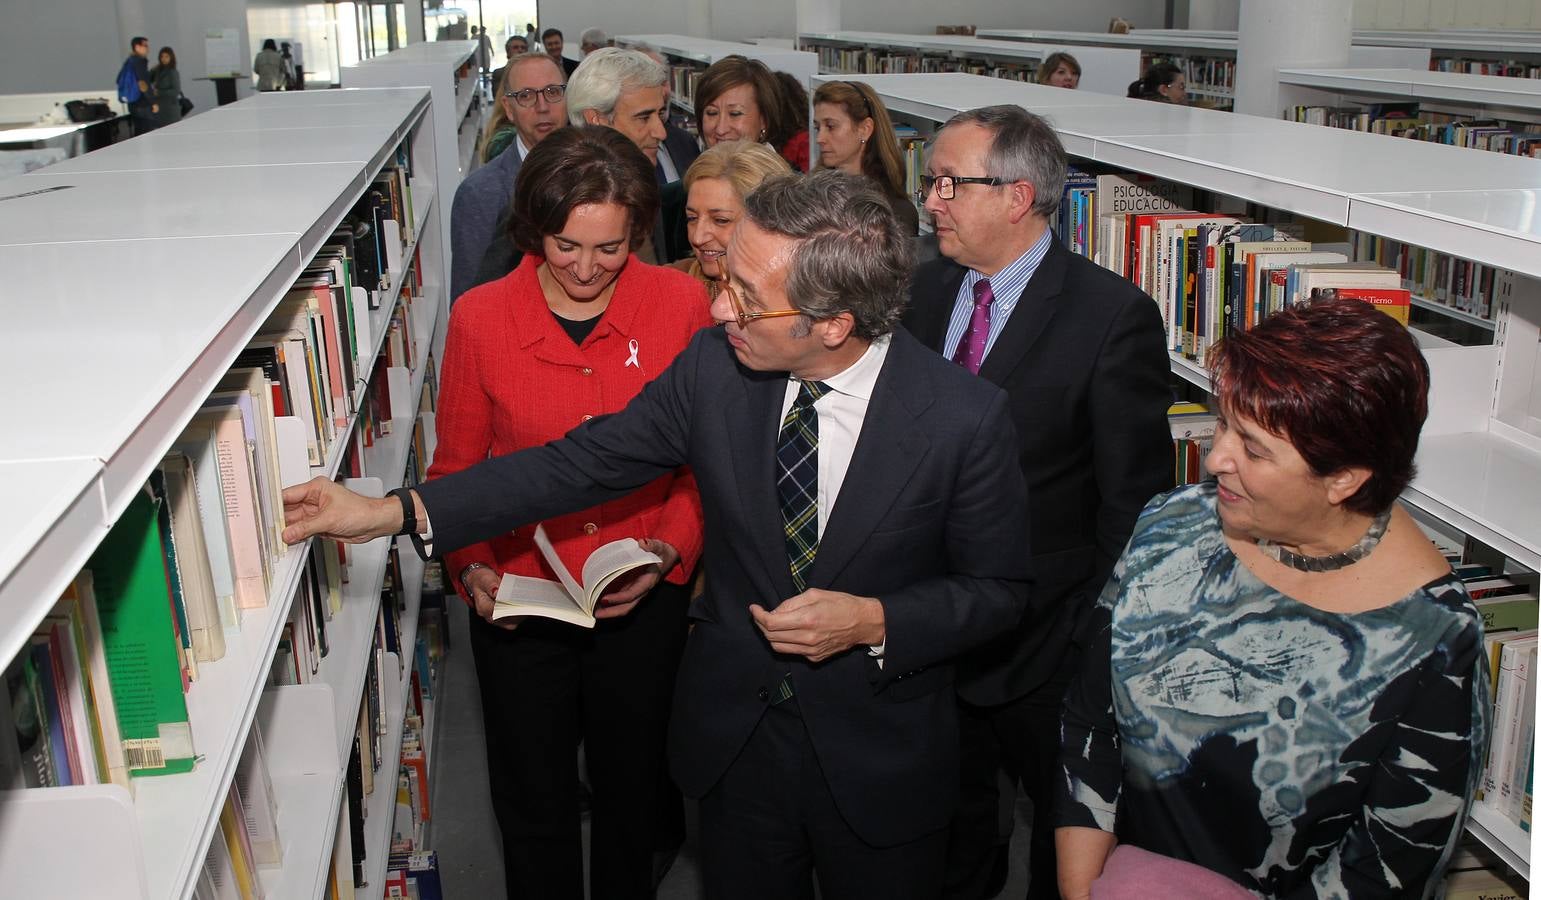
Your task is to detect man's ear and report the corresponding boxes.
[1006,180,1037,226]
[817,311,858,349]
[581,108,608,126]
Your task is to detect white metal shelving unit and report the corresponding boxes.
[797,31,1140,97]
[616,33,818,115]
[343,39,478,322]
[0,82,447,900]
[825,71,1541,877]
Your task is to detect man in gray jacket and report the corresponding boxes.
[449,51,568,301]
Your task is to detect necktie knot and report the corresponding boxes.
[793,379,830,411]
[972,278,994,308]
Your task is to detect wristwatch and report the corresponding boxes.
[387,487,416,536]
[460,562,491,592]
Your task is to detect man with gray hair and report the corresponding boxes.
[902,104,1172,900]
[579,26,610,56]
[567,47,689,261]
[278,170,1033,898]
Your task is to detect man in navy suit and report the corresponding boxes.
[903,105,1173,900]
[448,51,567,301]
[282,170,1033,899]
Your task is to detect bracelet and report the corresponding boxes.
[388,487,416,536]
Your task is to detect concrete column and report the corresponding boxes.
[1235,0,1350,117]
[1186,0,1240,31]
[406,0,426,44]
[687,0,712,38]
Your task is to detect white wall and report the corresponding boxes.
[0,0,133,95]
[1353,0,1541,28]
[539,0,1166,42]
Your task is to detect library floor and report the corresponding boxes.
[431,600,1037,898]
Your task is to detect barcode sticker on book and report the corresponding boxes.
[123,739,165,770]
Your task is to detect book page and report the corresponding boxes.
[531,525,585,601]
[580,539,662,610]
[493,575,594,629]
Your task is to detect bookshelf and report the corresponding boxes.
[1278,66,1541,110]
[795,32,1139,97]
[342,39,480,307]
[823,71,1541,877]
[614,34,818,116]
[0,81,446,899]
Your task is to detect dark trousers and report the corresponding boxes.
[944,679,1072,900]
[468,580,690,900]
[700,700,949,900]
[129,102,157,136]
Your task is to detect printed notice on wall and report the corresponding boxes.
[206,28,242,77]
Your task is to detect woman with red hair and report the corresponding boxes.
[1056,299,1488,900]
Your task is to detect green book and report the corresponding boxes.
[1475,593,1540,633]
[87,487,196,777]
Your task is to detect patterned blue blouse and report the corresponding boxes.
[1058,482,1489,899]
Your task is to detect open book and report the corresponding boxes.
[492,525,661,628]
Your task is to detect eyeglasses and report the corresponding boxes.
[506,83,566,107]
[916,174,1005,202]
[717,271,806,331]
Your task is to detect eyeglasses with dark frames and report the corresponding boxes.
[505,83,566,107]
[916,174,1005,202]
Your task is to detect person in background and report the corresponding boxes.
[544,27,579,76]
[1035,51,1080,89]
[149,46,183,128]
[254,39,285,92]
[118,37,154,135]
[481,50,567,164]
[526,22,537,45]
[633,44,702,186]
[674,140,792,298]
[454,51,569,301]
[1128,61,1186,104]
[280,42,298,90]
[811,80,918,234]
[1057,298,1488,900]
[695,56,804,170]
[567,48,688,263]
[431,125,710,900]
[771,70,811,171]
[580,27,610,56]
[472,25,493,76]
[903,104,1173,900]
[489,34,530,97]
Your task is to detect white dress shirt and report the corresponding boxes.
[515,132,530,161]
[779,335,892,660]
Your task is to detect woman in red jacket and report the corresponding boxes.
[427,125,711,900]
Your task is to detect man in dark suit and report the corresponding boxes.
[902,105,1173,900]
[543,27,580,77]
[282,170,1033,899]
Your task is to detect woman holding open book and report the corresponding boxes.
[1055,299,1488,899]
[426,125,710,900]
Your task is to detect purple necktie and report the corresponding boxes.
[952,278,994,375]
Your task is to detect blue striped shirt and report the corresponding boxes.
[941,230,1054,363]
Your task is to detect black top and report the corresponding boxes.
[551,309,601,346]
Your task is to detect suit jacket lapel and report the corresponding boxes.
[725,367,799,601]
[977,240,1069,386]
[810,333,932,588]
[909,261,969,349]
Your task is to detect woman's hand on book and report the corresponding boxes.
[463,566,518,630]
[593,539,680,619]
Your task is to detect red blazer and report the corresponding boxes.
[427,254,713,598]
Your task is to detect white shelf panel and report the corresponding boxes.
[317,530,392,757]
[359,651,408,894]
[170,98,428,137]
[0,785,146,898]
[237,87,434,112]
[1465,803,1532,880]
[1402,430,1541,574]
[257,769,345,900]
[347,40,476,70]
[1349,190,1541,283]
[0,458,107,668]
[1168,351,1211,389]
[43,124,405,176]
[1410,293,1496,330]
[975,28,1240,53]
[1279,66,1541,111]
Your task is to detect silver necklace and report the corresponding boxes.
[1256,507,1393,572]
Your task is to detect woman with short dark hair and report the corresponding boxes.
[1056,298,1488,900]
[427,124,711,900]
[1128,61,1186,104]
[695,55,809,170]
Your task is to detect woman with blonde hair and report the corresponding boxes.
[811,79,919,234]
[674,140,792,297]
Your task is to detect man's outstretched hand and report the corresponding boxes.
[281,476,404,545]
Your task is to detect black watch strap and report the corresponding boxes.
[389,487,417,537]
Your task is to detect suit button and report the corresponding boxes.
[583,523,598,535]
[580,367,593,376]
[757,687,769,702]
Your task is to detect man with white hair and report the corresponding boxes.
[566,47,688,262]
[632,42,702,186]
[580,27,610,56]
